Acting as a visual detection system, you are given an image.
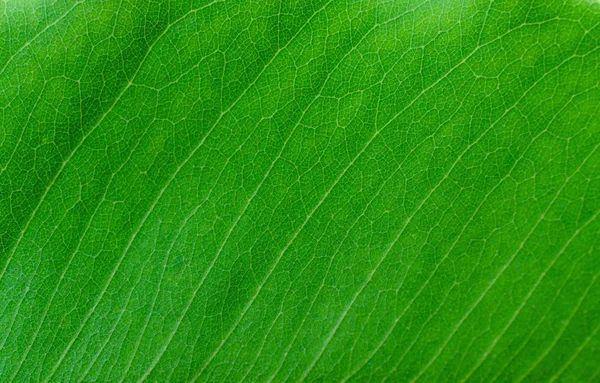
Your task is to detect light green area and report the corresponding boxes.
[1,0,599,381]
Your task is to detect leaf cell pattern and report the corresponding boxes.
[0,0,599,382]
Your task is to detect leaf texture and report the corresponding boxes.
[1,0,599,381]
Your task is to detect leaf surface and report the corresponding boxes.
[1,0,599,381]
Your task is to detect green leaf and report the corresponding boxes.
[1,0,599,381]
